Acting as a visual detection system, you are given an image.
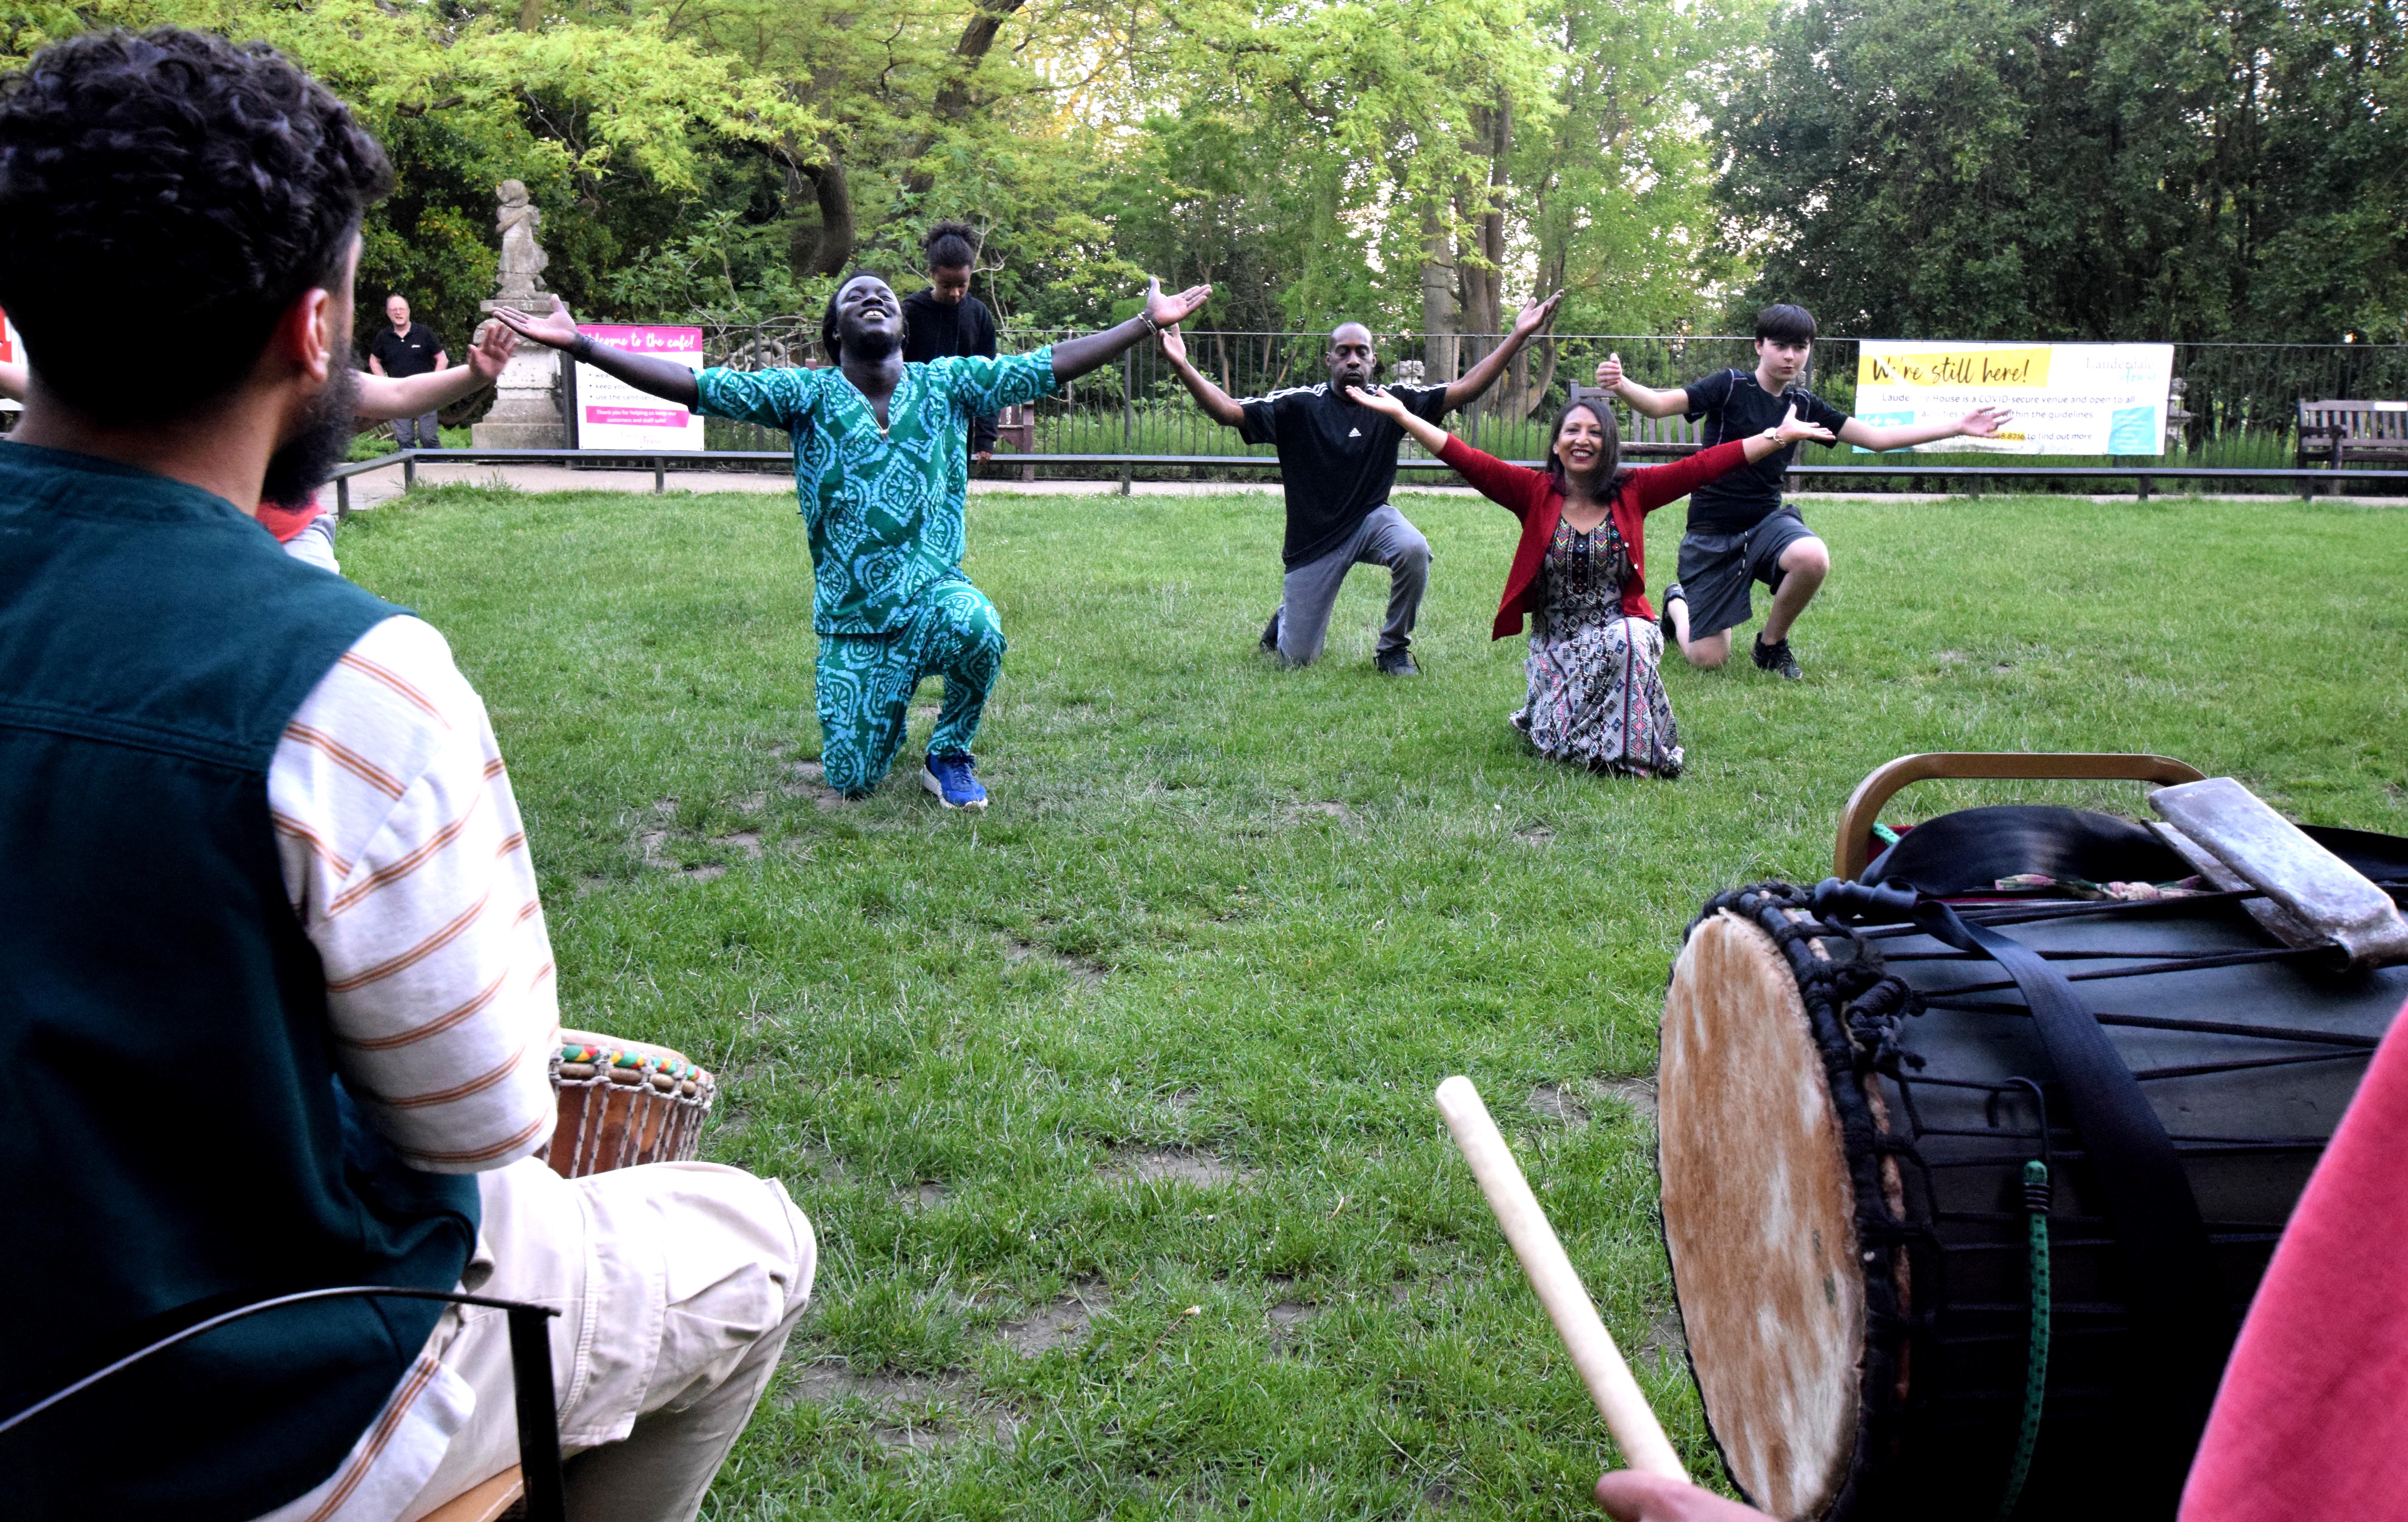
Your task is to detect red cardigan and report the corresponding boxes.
[1437,435,1754,639]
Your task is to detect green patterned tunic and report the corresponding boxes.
[695,349,1058,635]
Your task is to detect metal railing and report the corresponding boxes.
[681,327,2408,476]
[329,447,2408,514]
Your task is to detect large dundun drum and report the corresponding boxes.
[1661,824,2408,1521]
[549,1029,717,1178]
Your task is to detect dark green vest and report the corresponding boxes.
[0,443,480,1519]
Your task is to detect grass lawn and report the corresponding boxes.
[339,486,2406,1520]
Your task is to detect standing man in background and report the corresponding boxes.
[901,222,1001,462]
[367,292,446,448]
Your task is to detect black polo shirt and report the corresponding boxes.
[1681,367,1852,532]
[368,321,445,379]
[1238,382,1450,566]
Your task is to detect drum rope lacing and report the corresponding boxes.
[1986,1079,2054,1521]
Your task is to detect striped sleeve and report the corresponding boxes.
[270,615,558,1174]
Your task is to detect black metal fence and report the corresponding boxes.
[688,322,2408,478]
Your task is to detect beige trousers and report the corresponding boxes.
[397,1157,815,1522]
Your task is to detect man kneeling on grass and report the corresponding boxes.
[496,274,1209,811]
[1596,304,2010,680]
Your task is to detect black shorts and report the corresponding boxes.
[1675,505,1818,640]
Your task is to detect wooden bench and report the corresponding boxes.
[2297,399,2408,472]
[1566,385,1701,459]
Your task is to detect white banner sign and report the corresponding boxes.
[1853,341,2175,455]
[574,324,704,451]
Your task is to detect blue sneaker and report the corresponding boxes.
[921,751,988,810]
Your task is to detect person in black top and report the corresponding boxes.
[899,221,1002,459]
[1598,303,2009,679]
[366,292,447,447]
[1160,292,1563,675]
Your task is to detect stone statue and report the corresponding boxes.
[495,179,549,301]
[474,179,568,447]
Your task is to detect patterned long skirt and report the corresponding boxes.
[1509,614,1684,777]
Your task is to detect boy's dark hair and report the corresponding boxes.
[0,28,392,422]
[923,221,980,273]
[1755,303,1818,345]
[1545,397,1624,488]
[819,271,897,363]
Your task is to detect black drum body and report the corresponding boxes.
[1660,810,2408,1522]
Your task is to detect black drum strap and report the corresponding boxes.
[1816,881,2235,1484]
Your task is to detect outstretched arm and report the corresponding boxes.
[1352,384,1453,455]
[1628,405,1836,514]
[1596,353,1689,419]
[492,301,699,410]
[1156,324,1246,429]
[1047,278,1212,384]
[1442,291,1564,412]
[355,322,518,421]
[1839,406,2012,453]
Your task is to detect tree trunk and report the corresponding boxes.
[518,0,540,31]
[786,160,856,282]
[904,0,1034,194]
[1420,201,1459,385]
[1459,97,1511,407]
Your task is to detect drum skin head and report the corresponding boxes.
[1661,912,1863,1521]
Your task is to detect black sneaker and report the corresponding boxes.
[1752,633,1803,681]
[1260,610,1282,655]
[1658,581,1686,644]
[1376,649,1420,677]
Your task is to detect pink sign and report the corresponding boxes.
[585,406,692,428]
[572,324,706,451]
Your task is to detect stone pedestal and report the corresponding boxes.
[472,298,570,449]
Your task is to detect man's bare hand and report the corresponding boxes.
[467,321,518,384]
[1513,290,1565,338]
[1157,324,1189,365]
[491,300,578,351]
[1596,352,1626,390]
[1145,278,1213,331]
[1595,1473,1773,1522]
[1774,403,1837,446]
[973,451,993,463]
[1959,405,2014,438]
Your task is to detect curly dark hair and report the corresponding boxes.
[923,220,980,273]
[0,28,393,421]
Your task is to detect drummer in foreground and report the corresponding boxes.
[1589,994,2408,1521]
[0,30,811,1520]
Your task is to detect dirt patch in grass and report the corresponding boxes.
[999,1280,1112,1358]
[1004,938,1107,984]
[785,1362,1020,1450]
[1281,800,1359,828]
[1102,1146,1245,1187]
[1594,1076,1659,1124]
[779,759,852,812]
[1528,1083,1588,1124]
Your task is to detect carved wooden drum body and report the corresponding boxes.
[547,1029,716,1178]
[1660,846,2408,1521]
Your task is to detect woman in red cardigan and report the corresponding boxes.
[1353,386,1831,775]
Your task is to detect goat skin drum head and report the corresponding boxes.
[1660,911,1864,1521]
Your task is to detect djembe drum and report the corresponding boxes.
[547,1029,717,1178]
[1658,758,2408,1521]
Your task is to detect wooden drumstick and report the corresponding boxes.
[1435,1075,1690,1482]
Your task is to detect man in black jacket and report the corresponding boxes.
[900,221,1001,459]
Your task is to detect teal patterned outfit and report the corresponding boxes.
[696,348,1057,794]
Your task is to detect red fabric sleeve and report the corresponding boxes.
[2179,995,2408,1521]
[1625,438,1754,515]
[1437,434,1548,521]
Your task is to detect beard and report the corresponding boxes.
[260,363,363,507]
[842,323,901,362]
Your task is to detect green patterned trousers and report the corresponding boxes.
[816,578,1005,796]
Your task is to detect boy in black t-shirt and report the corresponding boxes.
[899,221,1002,459]
[1598,303,2009,679]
